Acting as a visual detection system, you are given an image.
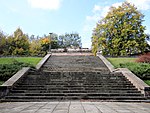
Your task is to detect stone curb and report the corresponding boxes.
[97,53,150,97]
[0,67,30,98]
[52,52,93,56]
[97,53,115,72]
[36,54,51,70]
[116,68,150,97]
[2,67,30,87]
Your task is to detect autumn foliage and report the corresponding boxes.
[136,52,150,63]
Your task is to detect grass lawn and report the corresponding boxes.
[0,57,42,85]
[144,80,150,86]
[0,57,42,66]
[107,57,137,68]
[107,57,150,86]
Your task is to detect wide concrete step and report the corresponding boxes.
[4,96,146,101]
[17,82,133,86]
[15,84,135,88]
[25,73,126,78]
[10,89,141,93]
[22,79,129,82]
[8,93,143,96]
[12,87,138,90]
[18,80,132,83]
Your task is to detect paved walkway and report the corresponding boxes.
[0,101,150,113]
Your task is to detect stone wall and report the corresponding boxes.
[51,48,91,53]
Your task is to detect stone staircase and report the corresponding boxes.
[2,55,146,101]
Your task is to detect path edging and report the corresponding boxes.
[97,53,150,97]
[36,54,51,70]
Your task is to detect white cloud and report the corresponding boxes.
[28,0,62,10]
[127,0,150,10]
[93,5,102,12]
[112,2,122,8]
[83,5,110,32]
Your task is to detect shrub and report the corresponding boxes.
[0,60,34,81]
[119,62,150,79]
[136,52,150,63]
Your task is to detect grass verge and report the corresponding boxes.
[0,57,42,85]
[107,57,137,68]
[0,57,42,66]
[144,80,150,86]
[107,57,150,86]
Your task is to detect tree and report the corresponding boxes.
[49,33,59,49]
[92,1,149,56]
[12,28,30,55]
[40,33,59,52]
[146,34,150,42]
[29,39,46,56]
[0,31,7,55]
[58,33,82,48]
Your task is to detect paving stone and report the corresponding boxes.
[0,102,150,113]
[69,101,85,113]
[52,101,70,113]
[82,102,101,113]
[92,102,118,113]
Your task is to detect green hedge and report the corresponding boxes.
[119,62,150,79]
[0,60,34,81]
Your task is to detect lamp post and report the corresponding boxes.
[49,33,53,53]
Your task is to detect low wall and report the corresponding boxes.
[117,68,150,97]
[36,54,51,70]
[0,67,30,98]
[97,52,150,97]
[51,48,92,53]
[0,54,51,99]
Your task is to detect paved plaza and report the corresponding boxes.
[0,101,150,113]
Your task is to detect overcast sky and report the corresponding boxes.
[0,0,150,48]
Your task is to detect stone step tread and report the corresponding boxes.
[15,85,135,87]
[18,80,131,82]
[29,70,123,76]
[14,86,135,89]
[27,71,124,78]
[8,93,143,96]
[12,87,138,90]
[10,90,141,93]
[21,81,131,83]
[2,99,149,102]
[17,83,133,86]
[5,96,145,100]
[24,77,127,80]
[22,79,129,82]
[18,81,132,83]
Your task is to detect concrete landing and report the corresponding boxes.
[0,101,150,113]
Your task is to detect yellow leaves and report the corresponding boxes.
[41,38,50,45]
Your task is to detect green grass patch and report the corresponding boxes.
[0,58,15,64]
[107,57,137,68]
[14,57,42,66]
[107,57,150,82]
[0,61,34,81]
[0,57,42,66]
[0,57,42,82]
[119,62,150,79]
[144,80,150,86]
